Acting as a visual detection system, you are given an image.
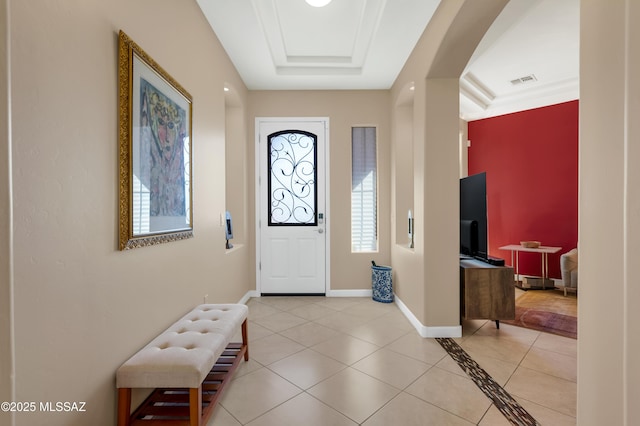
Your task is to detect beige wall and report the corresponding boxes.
[627,1,640,418]
[3,0,252,424]
[249,91,391,292]
[422,78,462,327]
[579,0,640,423]
[1,0,12,415]
[459,119,469,178]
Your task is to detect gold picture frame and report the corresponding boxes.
[118,30,193,250]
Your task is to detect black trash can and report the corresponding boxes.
[371,262,393,303]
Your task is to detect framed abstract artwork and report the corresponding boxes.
[118,30,193,250]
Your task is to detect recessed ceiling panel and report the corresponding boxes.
[276,0,362,60]
[197,0,440,89]
[254,0,386,73]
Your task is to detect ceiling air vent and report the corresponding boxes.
[510,74,537,85]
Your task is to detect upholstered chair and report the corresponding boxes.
[560,248,578,296]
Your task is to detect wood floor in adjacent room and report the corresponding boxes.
[503,288,578,339]
[515,288,577,318]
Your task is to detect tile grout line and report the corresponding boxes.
[436,337,541,426]
[248,298,545,424]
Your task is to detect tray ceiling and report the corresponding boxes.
[196,0,579,120]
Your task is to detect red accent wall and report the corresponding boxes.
[467,100,578,279]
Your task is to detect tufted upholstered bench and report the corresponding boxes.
[116,304,248,426]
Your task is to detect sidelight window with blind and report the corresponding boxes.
[351,127,377,252]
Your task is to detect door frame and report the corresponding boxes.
[254,117,331,295]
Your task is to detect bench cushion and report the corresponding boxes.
[116,304,248,389]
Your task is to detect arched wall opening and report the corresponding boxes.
[390,0,509,336]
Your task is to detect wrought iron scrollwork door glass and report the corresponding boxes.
[268,130,318,226]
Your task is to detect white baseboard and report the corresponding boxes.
[326,289,373,297]
[422,325,463,338]
[393,295,427,336]
[238,290,259,305]
[394,295,462,338]
[241,289,372,300]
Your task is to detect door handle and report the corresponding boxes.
[317,229,324,234]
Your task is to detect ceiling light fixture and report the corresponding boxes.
[305,0,332,7]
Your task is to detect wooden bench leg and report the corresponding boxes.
[189,387,202,426]
[117,388,131,426]
[242,319,249,361]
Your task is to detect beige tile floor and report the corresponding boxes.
[210,296,577,426]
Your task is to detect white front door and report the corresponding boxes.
[257,118,328,295]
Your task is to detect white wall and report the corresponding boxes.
[2,1,252,424]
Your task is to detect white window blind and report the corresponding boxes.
[351,127,377,252]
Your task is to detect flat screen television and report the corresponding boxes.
[460,172,487,258]
[460,219,478,256]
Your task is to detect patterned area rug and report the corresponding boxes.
[502,289,577,339]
